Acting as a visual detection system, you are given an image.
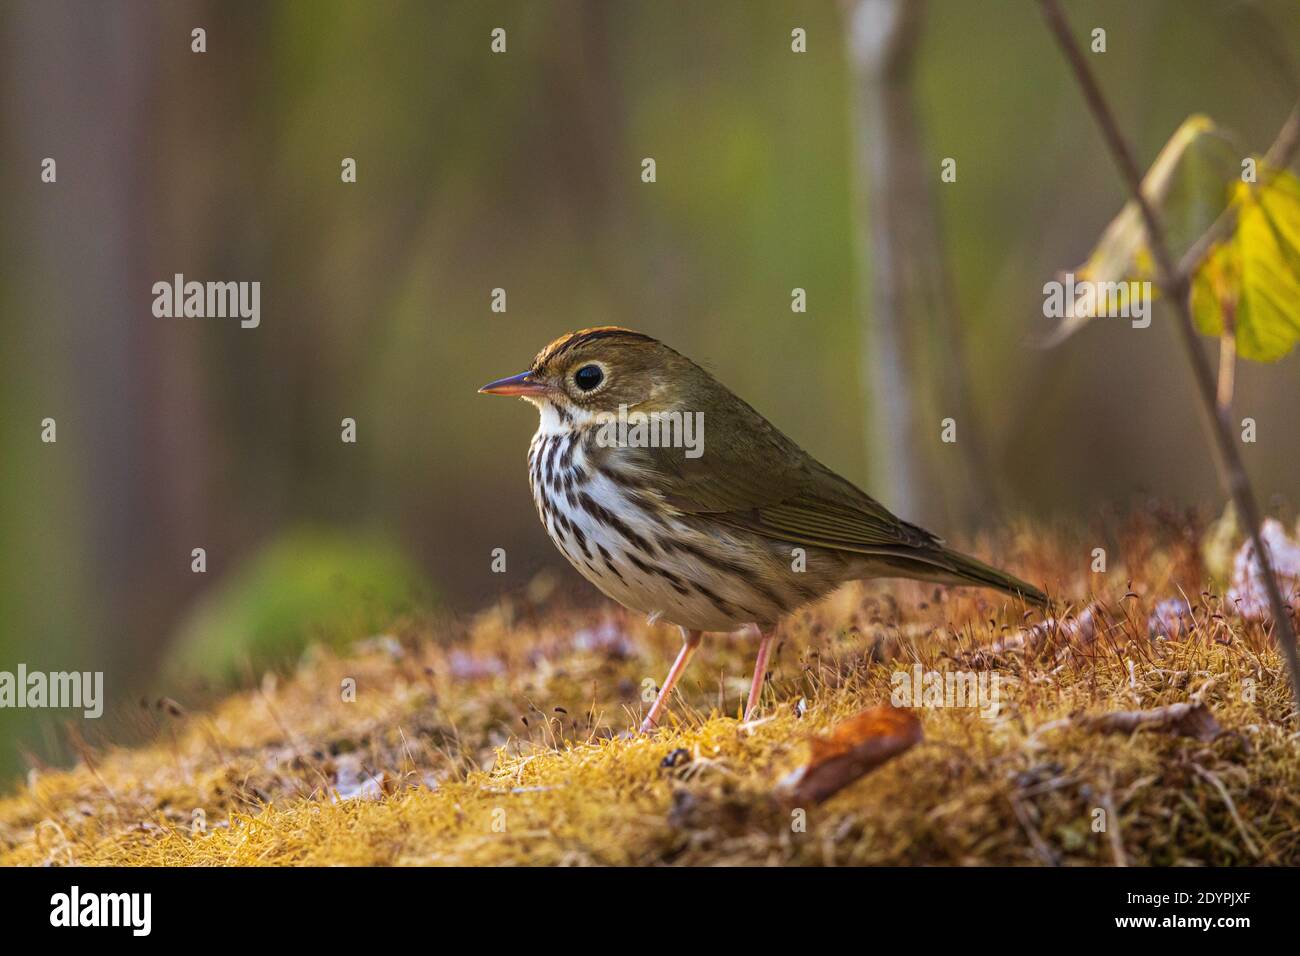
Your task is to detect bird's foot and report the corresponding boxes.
[743,625,776,722]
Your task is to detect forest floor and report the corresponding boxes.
[3,507,1300,866]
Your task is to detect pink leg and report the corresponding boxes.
[744,626,776,722]
[639,628,703,733]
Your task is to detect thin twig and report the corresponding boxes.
[1192,763,1262,859]
[1100,780,1128,867]
[1009,795,1058,865]
[1263,98,1300,170]
[1217,300,1236,411]
[1038,0,1300,719]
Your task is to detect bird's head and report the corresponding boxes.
[478,327,699,424]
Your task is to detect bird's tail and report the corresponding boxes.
[920,545,1049,608]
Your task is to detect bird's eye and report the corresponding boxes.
[573,364,604,391]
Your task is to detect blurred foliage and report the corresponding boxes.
[164,528,432,684]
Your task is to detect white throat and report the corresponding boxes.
[532,398,599,436]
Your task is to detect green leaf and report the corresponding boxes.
[1192,169,1300,362]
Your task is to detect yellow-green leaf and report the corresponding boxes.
[1192,169,1300,362]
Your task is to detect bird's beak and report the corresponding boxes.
[478,370,553,397]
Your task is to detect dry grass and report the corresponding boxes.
[3,510,1299,866]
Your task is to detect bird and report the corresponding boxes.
[480,327,1047,733]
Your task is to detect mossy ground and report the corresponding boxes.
[3,513,1298,866]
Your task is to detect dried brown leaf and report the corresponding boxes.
[775,706,922,806]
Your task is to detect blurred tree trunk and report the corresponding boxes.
[844,0,996,527]
[9,2,211,678]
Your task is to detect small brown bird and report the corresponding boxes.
[480,327,1046,732]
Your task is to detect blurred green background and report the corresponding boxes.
[2,0,1298,781]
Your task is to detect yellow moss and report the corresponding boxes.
[2,519,1298,865]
